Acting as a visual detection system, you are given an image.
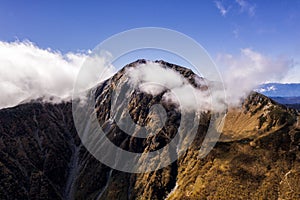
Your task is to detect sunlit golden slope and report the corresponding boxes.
[166,92,300,200]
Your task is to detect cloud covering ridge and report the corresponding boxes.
[0,40,87,108]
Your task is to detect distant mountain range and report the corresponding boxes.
[257,83,300,109]
[257,83,300,97]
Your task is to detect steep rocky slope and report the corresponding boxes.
[0,60,299,199]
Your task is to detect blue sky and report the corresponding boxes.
[0,0,300,108]
[1,0,299,57]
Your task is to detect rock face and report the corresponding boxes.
[0,60,300,200]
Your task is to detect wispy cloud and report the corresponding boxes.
[214,0,255,17]
[255,85,277,93]
[215,1,230,16]
[236,0,256,16]
[233,27,239,38]
[280,60,300,83]
[216,48,292,105]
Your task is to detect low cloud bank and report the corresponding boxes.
[0,41,86,108]
[0,41,293,110]
[126,62,218,112]
[126,49,292,112]
[216,48,292,106]
[0,41,115,108]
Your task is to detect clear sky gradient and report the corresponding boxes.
[1,0,299,57]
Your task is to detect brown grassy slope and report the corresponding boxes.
[166,93,300,200]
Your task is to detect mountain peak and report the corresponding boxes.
[1,61,300,199]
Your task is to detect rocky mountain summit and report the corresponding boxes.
[0,60,299,199]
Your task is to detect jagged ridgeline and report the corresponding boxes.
[0,60,300,200]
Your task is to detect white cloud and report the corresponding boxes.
[215,1,230,16]
[233,27,239,38]
[125,56,292,112]
[280,60,300,83]
[235,0,255,16]
[126,62,185,95]
[216,48,292,105]
[255,85,277,93]
[0,40,114,108]
[215,0,255,17]
[1,40,296,111]
[126,62,224,112]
